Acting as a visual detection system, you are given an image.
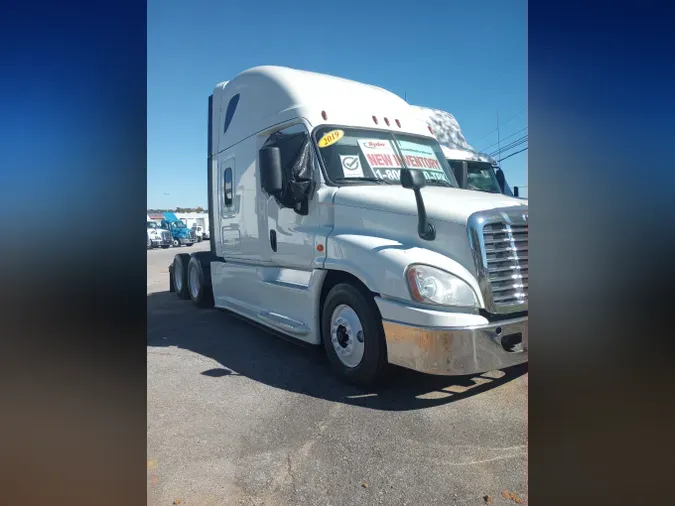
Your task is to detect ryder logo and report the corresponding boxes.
[361,140,387,149]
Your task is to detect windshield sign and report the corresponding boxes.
[357,139,450,183]
[315,127,458,187]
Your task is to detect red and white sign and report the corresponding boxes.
[357,139,449,182]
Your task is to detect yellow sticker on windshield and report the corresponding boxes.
[318,129,344,148]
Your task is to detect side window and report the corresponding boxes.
[262,123,315,215]
[224,167,233,209]
[223,94,240,134]
[269,124,309,170]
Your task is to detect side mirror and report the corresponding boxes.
[495,168,506,193]
[259,146,283,195]
[514,186,520,197]
[401,168,426,189]
[452,162,468,189]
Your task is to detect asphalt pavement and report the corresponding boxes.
[147,243,528,506]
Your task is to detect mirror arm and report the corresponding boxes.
[413,188,435,240]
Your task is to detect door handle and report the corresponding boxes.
[270,230,277,252]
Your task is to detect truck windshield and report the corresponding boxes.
[314,126,458,187]
[448,160,502,193]
[171,221,186,228]
[147,222,158,229]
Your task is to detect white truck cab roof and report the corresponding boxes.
[440,145,495,164]
[212,66,434,154]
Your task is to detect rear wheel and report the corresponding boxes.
[172,254,190,300]
[321,282,388,387]
[187,256,214,308]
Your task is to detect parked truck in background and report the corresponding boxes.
[161,212,197,247]
[147,215,172,249]
[412,105,523,197]
[169,66,528,386]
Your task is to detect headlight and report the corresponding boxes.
[406,264,479,308]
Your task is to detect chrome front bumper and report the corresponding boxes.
[376,298,527,376]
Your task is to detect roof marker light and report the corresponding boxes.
[395,119,401,127]
[372,115,378,125]
[321,110,328,120]
[384,117,390,126]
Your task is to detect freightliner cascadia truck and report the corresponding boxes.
[168,66,528,386]
[413,105,526,197]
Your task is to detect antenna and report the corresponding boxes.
[404,91,407,102]
[497,112,501,159]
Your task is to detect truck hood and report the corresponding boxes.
[333,185,526,224]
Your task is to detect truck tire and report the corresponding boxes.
[185,242,194,247]
[172,254,191,300]
[172,238,181,247]
[187,255,214,308]
[321,282,388,387]
[161,245,170,249]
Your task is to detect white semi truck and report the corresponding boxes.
[412,106,526,198]
[169,66,528,386]
[147,214,172,249]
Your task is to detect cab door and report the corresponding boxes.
[257,123,321,270]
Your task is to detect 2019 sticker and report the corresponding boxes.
[318,129,344,148]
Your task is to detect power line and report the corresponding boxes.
[474,109,527,143]
[489,135,527,157]
[498,146,528,162]
[480,127,527,152]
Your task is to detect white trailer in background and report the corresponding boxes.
[169,66,528,386]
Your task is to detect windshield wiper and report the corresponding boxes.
[334,177,393,185]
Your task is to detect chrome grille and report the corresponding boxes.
[482,222,528,306]
[468,207,528,314]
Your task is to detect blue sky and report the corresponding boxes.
[148,0,527,208]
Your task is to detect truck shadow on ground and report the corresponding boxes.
[148,291,527,411]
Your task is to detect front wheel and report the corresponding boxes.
[161,245,170,249]
[321,283,388,387]
[172,238,180,247]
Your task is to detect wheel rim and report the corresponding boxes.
[330,304,365,368]
[173,239,179,246]
[188,264,200,299]
[174,260,183,292]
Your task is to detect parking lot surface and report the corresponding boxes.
[147,244,528,505]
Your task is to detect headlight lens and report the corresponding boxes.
[406,264,479,308]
